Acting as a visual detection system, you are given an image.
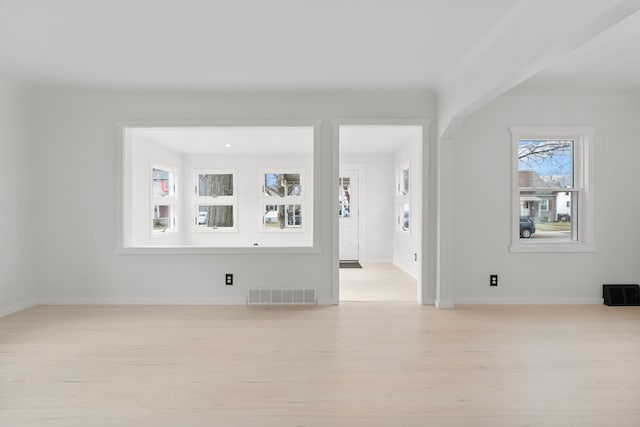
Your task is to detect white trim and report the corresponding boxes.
[116,119,322,252]
[435,299,455,309]
[454,297,604,305]
[39,297,248,306]
[333,119,432,305]
[115,246,321,255]
[0,300,37,318]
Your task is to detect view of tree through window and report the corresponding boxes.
[195,172,236,230]
[198,174,233,197]
[518,140,574,240]
[263,205,301,228]
[264,173,301,197]
[198,205,234,229]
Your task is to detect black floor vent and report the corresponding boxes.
[603,284,640,306]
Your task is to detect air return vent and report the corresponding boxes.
[247,288,317,305]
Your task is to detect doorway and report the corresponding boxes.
[336,123,425,303]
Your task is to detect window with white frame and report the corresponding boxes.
[396,163,410,232]
[151,165,177,235]
[510,127,595,252]
[193,170,237,231]
[261,171,303,230]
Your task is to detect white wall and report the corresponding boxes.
[340,153,394,263]
[393,138,422,278]
[0,79,37,316]
[32,88,437,305]
[449,92,640,303]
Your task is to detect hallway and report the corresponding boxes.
[339,263,416,302]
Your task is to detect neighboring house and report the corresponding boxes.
[518,170,557,222]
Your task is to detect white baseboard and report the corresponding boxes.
[38,297,248,306]
[454,297,605,305]
[424,298,435,305]
[0,299,38,318]
[435,299,455,309]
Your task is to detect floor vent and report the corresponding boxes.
[247,288,317,305]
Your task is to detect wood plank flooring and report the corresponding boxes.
[340,263,416,301]
[1,304,640,426]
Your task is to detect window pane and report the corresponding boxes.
[264,204,301,228]
[338,177,351,218]
[401,168,409,195]
[152,168,173,197]
[519,191,575,241]
[196,205,234,229]
[198,174,233,197]
[518,140,573,188]
[402,203,410,231]
[264,173,301,197]
[153,205,173,233]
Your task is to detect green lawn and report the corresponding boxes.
[535,221,571,232]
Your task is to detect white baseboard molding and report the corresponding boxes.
[391,262,418,280]
[0,299,38,318]
[434,299,455,309]
[39,297,248,306]
[424,298,435,305]
[454,297,605,305]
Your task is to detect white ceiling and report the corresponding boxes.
[0,0,638,131]
[512,8,640,95]
[133,125,420,155]
[0,0,525,89]
[340,126,422,154]
[133,127,313,155]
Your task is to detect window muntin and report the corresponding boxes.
[511,127,594,252]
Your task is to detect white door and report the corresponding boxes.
[339,170,359,261]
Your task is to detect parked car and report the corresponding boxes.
[520,216,535,238]
[198,211,208,225]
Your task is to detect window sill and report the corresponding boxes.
[509,243,596,253]
[115,246,320,255]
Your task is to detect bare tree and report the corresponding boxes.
[518,140,572,186]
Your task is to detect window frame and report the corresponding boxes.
[510,126,595,253]
[150,163,178,238]
[396,162,410,233]
[259,169,305,232]
[192,169,238,233]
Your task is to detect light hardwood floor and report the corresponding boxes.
[340,263,417,301]
[1,304,640,426]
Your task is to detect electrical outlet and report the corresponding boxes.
[490,274,498,286]
[225,273,233,286]
[414,253,417,262]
